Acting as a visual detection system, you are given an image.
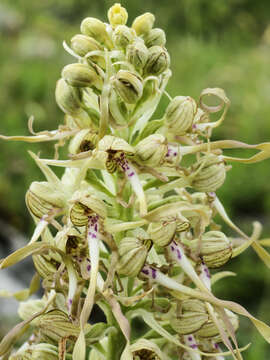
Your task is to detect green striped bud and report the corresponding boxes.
[80,17,112,48]
[112,70,143,104]
[10,343,59,360]
[117,236,152,277]
[171,300,209,335]
[164,96,197,135]
[62,63,102,89]
[144,45,170,76]
[55,78,82,116]
[143,28,166,47]
[190,154,226,193]
[148,221,176,247]
[35,310,80,341]
[18,298,47,325]
[191,231,232,268]
[112,25,134,49]
[127,39,148,72]
[132,12,155,36]
[71,34,102,56]
[135,134,168,167]
[70,34,105,68]
[26,181,66,218]
[33,253,60,278]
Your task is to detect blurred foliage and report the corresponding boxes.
[0,1,270,358]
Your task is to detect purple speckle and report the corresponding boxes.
[68,298,72,305]
[171,245,175,251]
[128,172,135,177]
[214,343,219,349]
[176,248,182,260]
[78,258,82,263]
[142,268,149,275]
[192,124,197,129]
[203,266,211,278]
[151,268,157,279]
[173,152,177,156]
[190,344,198,349]
[188,336,192,341]
[91,233,97,238]
[87,265,91,271]
[94,224,98,232]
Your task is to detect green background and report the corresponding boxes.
[0,0,270,358]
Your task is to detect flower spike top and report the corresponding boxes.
[1,3,270,360]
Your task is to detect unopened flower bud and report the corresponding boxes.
[190,154,226,193]
[18,298,47,325]
[80,17,112,48]
[69,129,98,155]
[10,343,59,360]
[135,134,168,167]
[26,182,66,218]
[164,96,197,135]
[143,28,166,47]
[35,310,80,341]
[70,191,107,227]
[112,25,134,49]
[148,220,176,247]
[71,34,102,56]
[144,45,170,76]
[117,236,152,277]
[112,70,143,104]
[70,34,105,68]
[132,12,155,36]
[127,39,148,72]
[171,299,209,335]
[200,231,232,268]
[33,253,60,278]
[197,310,239,340]
[55,78,82,116]
[107,3,128,27]
[128,339,163,360]
[62,63,102,89]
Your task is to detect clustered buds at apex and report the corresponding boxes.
[1,3,269,360]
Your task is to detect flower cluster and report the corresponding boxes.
[1,3,270,360]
